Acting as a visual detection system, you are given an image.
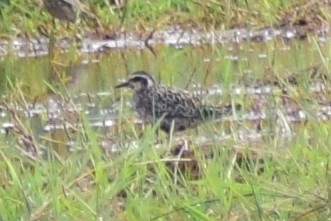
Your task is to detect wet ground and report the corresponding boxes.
[0,25,329,58]
[0,30,330,159]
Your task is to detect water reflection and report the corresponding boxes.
[0,37,330,158]
[0,26,328,58]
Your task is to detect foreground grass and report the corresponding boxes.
[0,0,329,38]
[1,108,331,220]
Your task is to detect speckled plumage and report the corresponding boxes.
[116,70,238,133]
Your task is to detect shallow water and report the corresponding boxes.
[0,32,330,156]
[0,26,328,58]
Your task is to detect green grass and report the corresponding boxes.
[0,0,329,37]
[1,115,331,220]
[0,14,331,220]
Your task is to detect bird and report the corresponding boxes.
[115,70,240,134]
[42,0,99,25]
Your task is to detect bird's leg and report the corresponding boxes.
[155,127,160,140]
[48,22,57,59]
[66,21,71,30]
[136,121,146,139]
[52,18,56,29]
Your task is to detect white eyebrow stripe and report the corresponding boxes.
[129,74,155,87]
[129,74,149,80]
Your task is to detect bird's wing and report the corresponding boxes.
[154,87,202,118]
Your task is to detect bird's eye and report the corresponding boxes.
[130,77,138,82]
[131,77,148,87]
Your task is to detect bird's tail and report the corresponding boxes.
[202,103,241,118]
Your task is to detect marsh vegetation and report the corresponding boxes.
[0,0,331,220]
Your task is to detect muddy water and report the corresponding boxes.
[0,35,330,156]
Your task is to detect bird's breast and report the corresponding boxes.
[131,91,154,121]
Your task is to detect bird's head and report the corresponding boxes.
[115,70,155,91]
